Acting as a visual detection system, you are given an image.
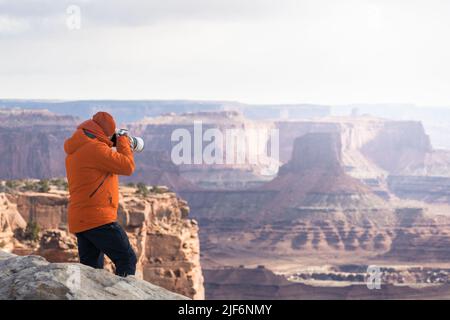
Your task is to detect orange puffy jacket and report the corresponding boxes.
[64,120,135,234]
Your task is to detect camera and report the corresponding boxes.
[111,129,145,153]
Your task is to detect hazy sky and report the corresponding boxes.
[1,0,450,105]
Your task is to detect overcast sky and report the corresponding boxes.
[1,0,450,105]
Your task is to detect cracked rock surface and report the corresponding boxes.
[0,250,189,300]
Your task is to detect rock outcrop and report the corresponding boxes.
[0,193,26,251]
[118,187,204,299]
[183,132,387,222]
[37,229,79,263]
[0,186,204,300]
[275,117,447,182]
[0,250,188,300]
[261,133,386,214]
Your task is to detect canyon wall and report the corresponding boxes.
[183,133,450,267]
[131,114,436,188]
[0,109,77,179]
[0,108,440,193]
[128,111,279,189]
[276,117,433,179]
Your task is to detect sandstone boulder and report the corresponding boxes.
[37,229,78,263]
[0,250,189,300]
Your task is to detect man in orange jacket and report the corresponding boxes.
[64,111,137,277]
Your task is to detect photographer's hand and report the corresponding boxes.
[116,129,129,137]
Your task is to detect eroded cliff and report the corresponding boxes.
[181,133,450,269]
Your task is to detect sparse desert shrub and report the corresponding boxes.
[23,180,36,191]
[0,240,6,248]
[126,182,136,188]
[180,206,189,217]
[135,182,149,197]
[24,221,40,242]
[37,179,50,193]
[152,186,169,194]
[50,178,68,191]
[5,180,19,190]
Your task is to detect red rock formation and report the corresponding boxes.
[183,132,450,269]
[118,187,204,299]
[361,121,432,173]
[261,132,385,215]
[13,193,68,229]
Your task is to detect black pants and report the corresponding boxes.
[76,222,137,277]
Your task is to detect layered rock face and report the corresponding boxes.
[0,108,441,193]
[276,117,435,180]
[0,109,77,179]
[0,251,188,300]
[183,133,450,268]
[185,131,385,218]
[360,121,432,174]
[0,108,277,189]
[0,108,77,127]
[13,192,69,229]
[0,187,204,299]
[183,133,382,260]
[261,133,385,213]
[250,134,391,252]
[130,114,438,189]
[129,111,278,190]
[118,187,204,299]
[133,113,388,189]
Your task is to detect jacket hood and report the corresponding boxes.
[64,120,113,155]
[93,112,116,137]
